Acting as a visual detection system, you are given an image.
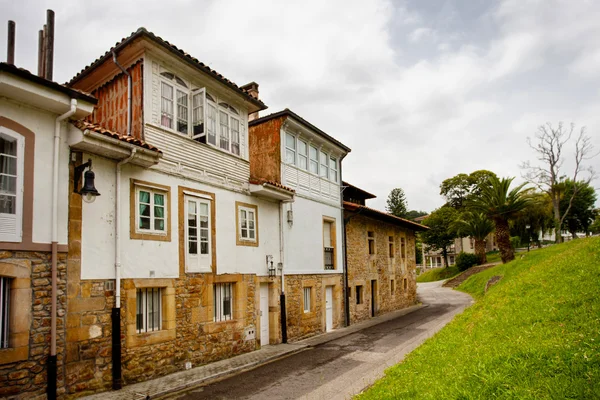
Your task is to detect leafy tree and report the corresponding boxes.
[386,188,408,218]
[560,179,597,238]
[440,170,498,208]
[510,191,554,248]
[421,207,458,268]
[590,213,600,234]
[468,176,531,263]
[521,122,597,243]
[405,210,428,221]
[450,212,494,264]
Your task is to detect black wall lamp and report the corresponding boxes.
[74,158,101,203]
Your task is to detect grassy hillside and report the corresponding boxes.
[416,266,460,283]
[359,237,600,399]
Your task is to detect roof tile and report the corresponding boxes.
[72,120,161,153]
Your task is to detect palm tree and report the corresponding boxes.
[468,176,531,263]
[451,212,495,264]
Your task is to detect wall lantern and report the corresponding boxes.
[74,158,101,203]
[266,255,276,278]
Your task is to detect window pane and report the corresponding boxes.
[0,175,16,194]
[154,206,164,218]
[200,203,209,216]
[299,155,307,170]
[155,218,165,231]
[309,160,318,174]
[200,242,209,255]
[189,240,198,254]
[0,137,17,156]
[231,118,240,155]
[249,230,255,239]
[176,90,188,134]
[139,217,150,230]
[219,111,229,150]
[200,215,208,228]
[139,204,150,217]
[285,149,295,164]
[139,191,150,203]
[207,104,217,145]
[192,92,204,136]
[309,146,318,160]
[0,195,15,214]
[0,156,16,175]
[161,82,174,129]
[286,134,296,150]
[329,157,337,170]
[298,140,307,156]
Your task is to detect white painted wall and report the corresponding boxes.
[80,154,281,280]
[0,98,70,245]
[283,196,344,275]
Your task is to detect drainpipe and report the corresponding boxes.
[49,98,77,399]
[112,51,132,136]
[279,201,287,343]
[339,153,350,327]
[112,149,136,390]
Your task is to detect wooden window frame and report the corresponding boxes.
[130,179,171,242]
[136,287,162,333]
[368,231,375,255]
[323,216,337,270]
[214,282,234,322]
[236,202,259,247]
[0,126,24,243]
[178,186,216,274]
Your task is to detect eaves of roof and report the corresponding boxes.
[343,201,429,231]
[249,108,351,153]
[0,62,97,104]
[72,120,161,153]
[67,28,266,111]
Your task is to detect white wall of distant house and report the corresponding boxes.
[0,98,70,245]
[80,154,281,280]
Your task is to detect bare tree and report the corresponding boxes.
[521,122,597,243]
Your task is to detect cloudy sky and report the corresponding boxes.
[2,0,599,212]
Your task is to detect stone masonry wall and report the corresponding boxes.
[0,250,67,400]
[345,213,418,325]
[285,274,344,341]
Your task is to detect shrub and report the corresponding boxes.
[510,236,521,249]
[455,252,479,271]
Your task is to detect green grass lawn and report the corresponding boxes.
[416,266,461,283]
[484,250,502,264]
[358,237,600,399]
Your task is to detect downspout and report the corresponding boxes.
[279,201,287,343]
[112,51,132,136]
[339,154,350,327]
[49,98,77,399]
[112,148,136,390]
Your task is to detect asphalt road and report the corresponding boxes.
[168,281,472,400]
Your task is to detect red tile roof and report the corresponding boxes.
[72,120,161,153]
[249,178,296,193]
[0,62,97,103]
[67,28,266,111]
[343,201,428,231]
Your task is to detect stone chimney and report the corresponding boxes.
[241,82,260,121]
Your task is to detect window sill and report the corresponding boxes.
[237,238,258,247]
[0,346,28,365]
[147,122,249,163]
[204,319,242,334]
[302,311,317,320]
[131,230,171,242]
[126,328,176,347]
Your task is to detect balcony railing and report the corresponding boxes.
[324,247,334,270]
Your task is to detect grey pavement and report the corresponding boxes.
[83,281,472,400]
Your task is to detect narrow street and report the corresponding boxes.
[166,281,473,400]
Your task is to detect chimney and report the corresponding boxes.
[241,82,260,121]
[38,29,44,76]
[44,9,55,80]
[7,21,15,65]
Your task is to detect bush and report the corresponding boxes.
[510,236,521,249]
[455,252,479,271]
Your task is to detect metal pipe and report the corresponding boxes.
[37,29,44,76]
[49,98,77,399]
[279,201,287,343]
[7,21,15,65]
[112,51,132,136]
[45,10,54,80]
[338,154,350,327]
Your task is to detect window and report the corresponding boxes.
[185,195,212,272]
[236,202,258,246]
[356,285,363,305]
[323,218,336,270]
[214,283,233,322]
[1,277,10,349]
[329,156,338,182]
[137,188,166,233]
[401,237,406,261]
[136,288,162,333]
[131,180,171,242]
[320,151,329,179]
[309,145,319,174]
[158,70,244,157]
[285,133,296,164]
[388,236,394,258]
[303,287,311,313]
[391,279,395,295]
[298,140,308,170]
[368,231,375,255]
[1,128,24,243]
[403,278,408,291]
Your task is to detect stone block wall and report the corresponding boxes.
[0,250,67,399]
[344,213,418,325]
[284,274,343,341]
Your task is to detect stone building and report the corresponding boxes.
[0,62,97,399]
[249,109,350,341]
[342,182,428,324]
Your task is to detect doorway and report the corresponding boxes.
[325,286,333,332]
[260,283,269,345]
[371,280,377,317]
